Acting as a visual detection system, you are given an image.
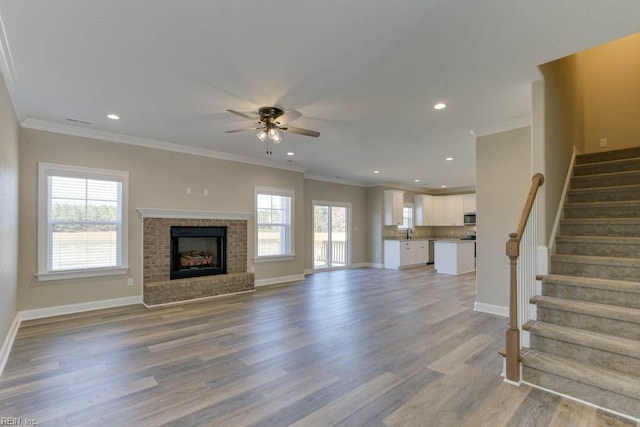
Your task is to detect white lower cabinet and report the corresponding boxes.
[384,240,429,269]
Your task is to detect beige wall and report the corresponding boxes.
[303,179,369,269]
[540,55,582,244]
[0,71,19,352]
[367,187,383,266]
[18,128,305,310]
[582,32,640,153]
[476,127,531,309]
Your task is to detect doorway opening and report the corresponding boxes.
[313,201,350,270]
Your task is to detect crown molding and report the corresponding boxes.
[304,174,368,187]
[0,12,25,121]
[472,115,531,138]
[20,118,307,174]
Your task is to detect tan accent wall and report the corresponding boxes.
[303,179,368,269]
[476,127,531,309]
[0,71,19,349]
[540,55,583,244]
[582,32,640,153]
[367,187,383,266]
[18,128,305,310]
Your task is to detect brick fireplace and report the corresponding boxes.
[138,209,254,305]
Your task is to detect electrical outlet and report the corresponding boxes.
[127,278,134,286]
[186,187,191,195]
[204,189,209,196]
[600,138,608,147]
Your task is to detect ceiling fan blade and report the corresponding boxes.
[282,126,320,137]
[225,127,259,133]
[276,109,302,125]
[226,109,258,121]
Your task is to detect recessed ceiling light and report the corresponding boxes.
[287,152,295,156]
[434,103,447,110]
[107,114,120,120]
[373,170,380,174]
[441,185,447,188]
[414,179,420,183]
[446,157,454,161]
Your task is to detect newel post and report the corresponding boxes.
[505,232,520,382]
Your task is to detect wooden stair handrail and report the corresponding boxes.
[505,173,544,383]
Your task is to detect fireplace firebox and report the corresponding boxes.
[170,226,227,279]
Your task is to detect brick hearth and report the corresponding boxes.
[142,216,254,305]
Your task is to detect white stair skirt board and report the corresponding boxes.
[254,274,305,287]
[0,314,21,376]
[474,302,509,318]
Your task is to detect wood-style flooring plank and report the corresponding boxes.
[1,266,635,426]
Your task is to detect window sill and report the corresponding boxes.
[36,267,130,282]
[254,255,295,263]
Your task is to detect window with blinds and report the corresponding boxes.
[255,188,294,259]
[38,163,129,280]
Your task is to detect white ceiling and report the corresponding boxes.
[1,1,639,191]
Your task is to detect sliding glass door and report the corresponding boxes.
[313,202,350,270]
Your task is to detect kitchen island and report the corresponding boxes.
[434,240,475,275]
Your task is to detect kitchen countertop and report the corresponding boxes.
[384,237,439,241]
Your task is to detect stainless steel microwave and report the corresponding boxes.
[464,213,476,225]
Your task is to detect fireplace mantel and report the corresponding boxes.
[137,208,252,220]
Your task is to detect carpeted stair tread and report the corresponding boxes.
[520,349,640,399]
[524,321,640,359]
[555,235,640,245]
[571,170,640,189]
[565,200,640,209]
[551,253,640,268]
[568,183,640,195]
[574,156,640,176]
[542,274,640,295]
[531,295,640,324]
[560,217,640,225]
[576,146,640,165]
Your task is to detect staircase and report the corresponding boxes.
[521,146,640,419]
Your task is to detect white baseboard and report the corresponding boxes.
[255,274,305,287]
[19,295,143,321]
[304,268,314,275]
[0,313,21,376]
[474,301,508,317]
[350,262,375,269]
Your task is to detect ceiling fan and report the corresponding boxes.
[225,107,320,145]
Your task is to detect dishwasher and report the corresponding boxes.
[428,239,435,264]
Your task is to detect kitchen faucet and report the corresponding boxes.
[406,227,413,240]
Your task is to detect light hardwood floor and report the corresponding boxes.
[1,267,637,426]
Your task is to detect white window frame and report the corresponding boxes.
[398,203,414,230]
[37,163,129,281]
[254,186,295,262]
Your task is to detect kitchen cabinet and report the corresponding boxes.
[384,190,404,226]
[434,240,475,274]
[463,193,476,214]
[384,239,429,269]
[434,195,464,226]
[414,194,435,226]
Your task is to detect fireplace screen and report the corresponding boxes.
[170,226,226,279]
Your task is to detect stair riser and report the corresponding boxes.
[537,307,640,340]
[572,173,640,189]
[560,223,640,237]
[568,189,640,203]
[564,205,640,218]
[574,159,640,176]
[551,261,640,282]
[555,241,640,258]
[576,147,640,165]
[530,335,640,376]
[542,282,640,309]
[522,367,640,419]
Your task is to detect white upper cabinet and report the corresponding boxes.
[434,195,464,226]
[384,190,405,225]
[414,194,435,226]
[463,193,476,214]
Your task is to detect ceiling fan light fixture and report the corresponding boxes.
[257,130,267,141]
